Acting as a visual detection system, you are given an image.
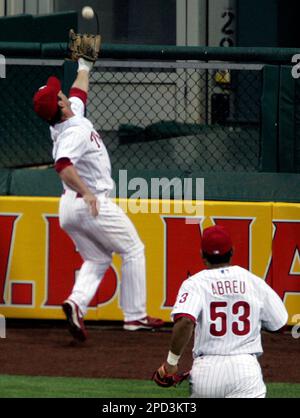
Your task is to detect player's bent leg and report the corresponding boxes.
[190,356,227,398]
[120,245,164,331]
[63,259,111,342]
[120,245,146,321]
[70,260,112,315]
[189,355,266,399]
[225,355,267,398]
[96,200,164,331]
[226,378,267,398]
[62,300,87,342]
[73,198,164,331]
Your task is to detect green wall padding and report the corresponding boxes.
[0,12,77,44]
[0,42,41,57]
[188,171,300,203]
[0,15,34,42]
[9,168,62,197]
[0,169,11,195]
[33,12,77,43]
[6,168,300,203]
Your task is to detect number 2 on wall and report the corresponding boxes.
[210,301,251,337]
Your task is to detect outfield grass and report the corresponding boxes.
[0,375,299,398]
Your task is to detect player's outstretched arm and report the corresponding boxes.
[72,58,93,94]
[68,29,101,95]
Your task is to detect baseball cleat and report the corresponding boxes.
[62,300,87,342]
[123,316,165,331]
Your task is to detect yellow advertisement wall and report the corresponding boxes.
[272,203,300,327]
[0,197,299,325]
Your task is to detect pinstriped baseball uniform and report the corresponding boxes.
[50,93,147,322]
[172,265,288,398]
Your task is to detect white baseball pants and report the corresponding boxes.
[59,191,147,322]
[190,354,266,398]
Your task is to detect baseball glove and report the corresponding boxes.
[152,364,190,388]
[68,29,101,62]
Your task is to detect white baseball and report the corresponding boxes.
[82,6,95,20]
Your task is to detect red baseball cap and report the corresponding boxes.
[33,76,62,122]
[202,225,233,256]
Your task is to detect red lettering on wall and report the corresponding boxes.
[163,217,255,308]
[11,283,33,305]
[272,221,300,299]
[44,216,118,307]
[163,218,204,307]
[0,215,19,304]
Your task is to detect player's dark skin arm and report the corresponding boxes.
[164,317,195,374]
[59,165,99,217]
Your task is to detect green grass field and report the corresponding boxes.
[0,375,299,398]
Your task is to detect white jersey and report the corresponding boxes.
[52,92,148,325]
[50,96,114,196]
[172,265,288,358]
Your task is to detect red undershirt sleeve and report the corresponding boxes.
[55,158,73,173]
[173,313,196,324]
[69,88,88,105]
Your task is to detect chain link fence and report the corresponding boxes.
[0,59,263,172]
[89,61,263,172]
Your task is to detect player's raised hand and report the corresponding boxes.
[83,192,99,217]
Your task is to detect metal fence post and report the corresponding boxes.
[279,65,296,173]
[260,65,280,172]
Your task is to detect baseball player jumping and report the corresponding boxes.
[33,31,164,342]
[153,225,288,398]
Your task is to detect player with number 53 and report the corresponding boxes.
[153,225,288,398]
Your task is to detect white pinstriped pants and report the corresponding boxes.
[190,354,266,398]
[59,191,147,322]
